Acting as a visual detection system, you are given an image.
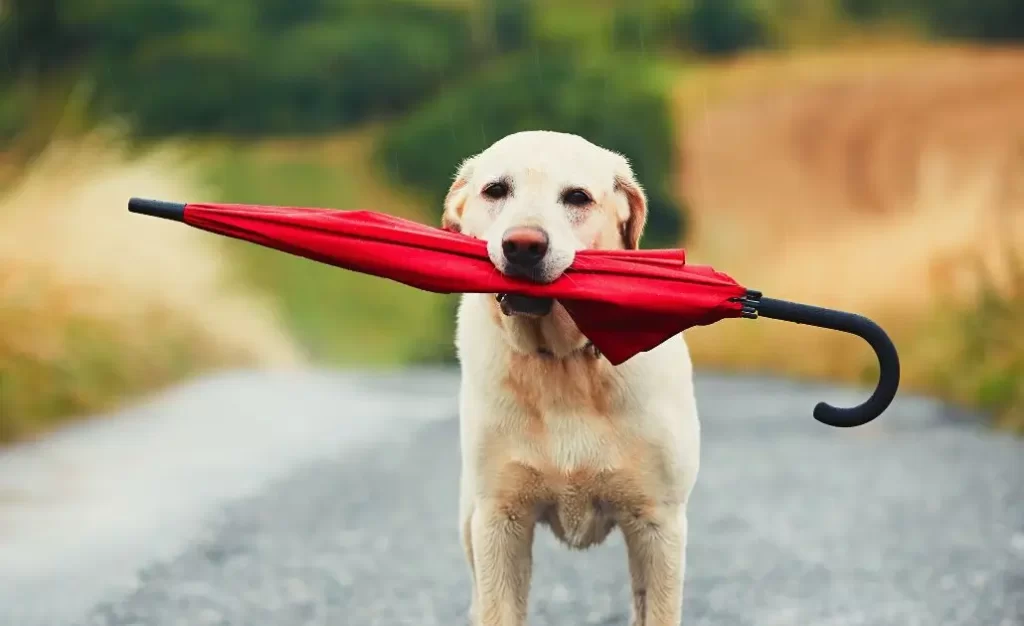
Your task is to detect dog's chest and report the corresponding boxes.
[496,358,645,471]
[476,350,680,548]
[540,462,652,550]
[492,445,657,550]
[531,409,623,471]
[488,410,669,550]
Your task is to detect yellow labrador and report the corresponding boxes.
[444,131,700,626]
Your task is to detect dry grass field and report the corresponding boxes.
[0,131,301,442]
[677,45,1024,429]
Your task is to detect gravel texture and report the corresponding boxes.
[1,370,1021,626]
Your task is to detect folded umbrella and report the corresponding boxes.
[128,198,900,428]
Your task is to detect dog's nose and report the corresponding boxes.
[501,226,549,270]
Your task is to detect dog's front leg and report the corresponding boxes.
[470,497,536,626]
[461,502,478,623]
[623,504,688,626]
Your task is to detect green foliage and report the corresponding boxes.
[58,0,207,57]
[914,0,1024,42]
[0,84,31,143]
[252,0,329,28]
[839,0,896,21]
[93,11,472,136]
[115,2,472,136]
[611,0,772,57]
[4,0,476,137]
[379,53,685,248]
[932,249,1024,434]
[492,0,534,53]
[611,4,685,52]
[840,0,1024,41]
[0,0,83,74]
[678,0,771,56]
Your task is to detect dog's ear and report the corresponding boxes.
[614,166,648,250]
[442,157,476,233]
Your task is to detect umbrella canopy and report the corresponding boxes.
[128,198,899,428]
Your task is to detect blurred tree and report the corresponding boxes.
[253,0,327,28]
[840,0,1023,40]
[493,0,533,53]
[82,0,474,136]
[916,0,1024,41]
[0,84,30,143]
[470,0,534,56]
[59,0,205,57]
[612,4,683,52]
[678,0,770,56]
[379,54,685,248]
[839,0,893,21]
[0,0,82,74]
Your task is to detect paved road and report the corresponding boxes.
[1,369,1022,626]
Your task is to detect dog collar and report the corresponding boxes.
[494,294,600,360]
[536,340,601,360]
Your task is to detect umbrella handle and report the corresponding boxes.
[739,292,900,428]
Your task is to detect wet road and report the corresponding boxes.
[1,369,1022,626]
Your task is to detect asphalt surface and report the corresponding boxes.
[1,368,1022,626]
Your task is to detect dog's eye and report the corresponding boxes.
[482,182,509,200]
[562,188,592,207]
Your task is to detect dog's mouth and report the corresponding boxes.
[496,293,554,317]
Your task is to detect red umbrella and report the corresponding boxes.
[128,198,899,428]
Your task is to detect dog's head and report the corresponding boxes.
[442,131,648,317]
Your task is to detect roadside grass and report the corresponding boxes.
[0,124,453,445]
[188,128,454,366]
[0,131,300,444]
[923,243,1024,433]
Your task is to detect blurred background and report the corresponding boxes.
[1,0,1022,443]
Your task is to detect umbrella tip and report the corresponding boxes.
[128,197,186,222]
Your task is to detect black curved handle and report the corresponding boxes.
[741,292,900,428]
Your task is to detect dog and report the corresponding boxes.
[444,130,701,626]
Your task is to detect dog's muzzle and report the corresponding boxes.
[496,293,554,317]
